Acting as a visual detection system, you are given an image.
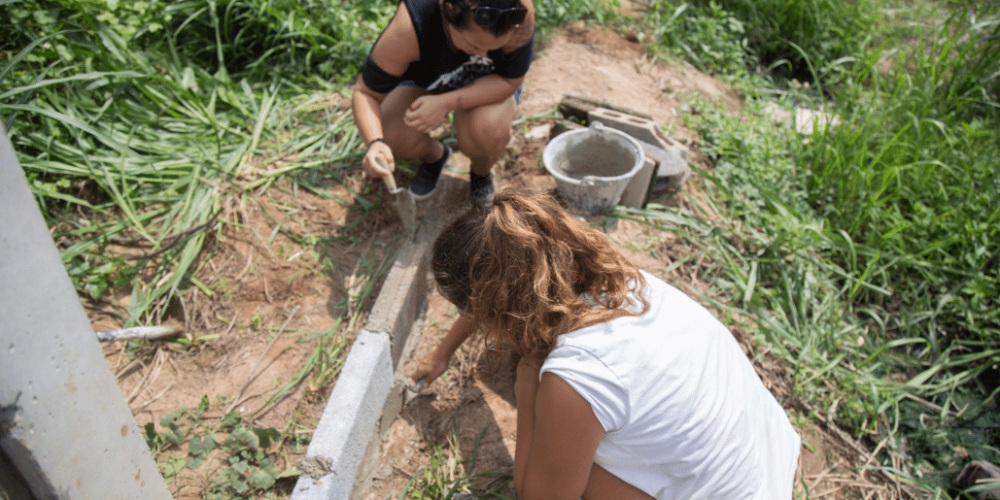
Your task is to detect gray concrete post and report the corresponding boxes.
[0,125,173,500]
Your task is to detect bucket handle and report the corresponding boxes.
[581,175,613,187]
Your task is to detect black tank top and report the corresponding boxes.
[399,0,533,94]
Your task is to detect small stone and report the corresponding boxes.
[373,463,393,480]
[525,124,552,141]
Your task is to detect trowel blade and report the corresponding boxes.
[377,159,417,233]
[392,188,417,233]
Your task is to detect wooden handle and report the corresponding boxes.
[377,158,396,190]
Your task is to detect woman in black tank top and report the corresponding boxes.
[351,0,535,207]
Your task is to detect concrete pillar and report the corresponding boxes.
[0,124,173,500]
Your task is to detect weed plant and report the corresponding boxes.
[642,1,753,77]
[142,394,294,499]
[797,5,1000,488]
[403,412,516,500]
[534,0,620,45]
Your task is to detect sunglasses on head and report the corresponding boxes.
[453,3,528,29]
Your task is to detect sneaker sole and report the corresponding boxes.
[409,186,437,201]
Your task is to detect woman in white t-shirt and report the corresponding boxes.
[428,188,800,500]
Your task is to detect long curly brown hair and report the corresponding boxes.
[432,188,648,360]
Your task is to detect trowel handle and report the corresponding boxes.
[382,173,397,191]
[376,158,396,191]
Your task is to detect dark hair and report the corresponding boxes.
[442,0,527,37]
[432,189,648,359]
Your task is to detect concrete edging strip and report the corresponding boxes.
[290,330,393,500]
[290,213,444,500]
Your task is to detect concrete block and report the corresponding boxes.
[558,93,654,124]
[365,212,443,367]
[550,119,585,139]
[294,209,443,500]
[588,108,690,191]
[291,331,394,500]
[619,156,659,209]
[589,107,667,146]
[349,313,429,500]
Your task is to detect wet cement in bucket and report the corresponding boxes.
[550,134,636,179]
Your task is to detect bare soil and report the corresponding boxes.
[91,16,898,500]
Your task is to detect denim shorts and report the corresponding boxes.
[399,80,523,106]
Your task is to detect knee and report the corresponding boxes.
[383,126,426,161]
[458,119,511,158]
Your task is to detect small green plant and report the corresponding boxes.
[141,395,289,499]
[65,255,138,301]
[251,309,264,331]
[404,411,517,500]
[405,411,480,500]
[205,422,283,500]
[407,443,476,500]
[644,1,752,77]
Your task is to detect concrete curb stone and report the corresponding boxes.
[291,213,446,500]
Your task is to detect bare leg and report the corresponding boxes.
[581,464,656,500]
[453,94,517,176]
[380,86,445,163]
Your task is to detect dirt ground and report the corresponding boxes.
[91,14,899,500]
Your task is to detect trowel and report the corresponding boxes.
[378,158,416,232]
[405,376,427,407]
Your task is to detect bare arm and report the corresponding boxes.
[406,72,523,124]
[410,314,476,386]
[515,369,601,500]
[514,370,655,500]
[351,3,419,177]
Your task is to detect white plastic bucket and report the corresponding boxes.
[542,122,645,215]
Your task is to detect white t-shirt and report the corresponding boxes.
[540,271,800,500]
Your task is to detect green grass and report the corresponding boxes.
[402,411,516,500]
[637,1,753,77]
[617,2,999,496]
[634,0,879,91]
